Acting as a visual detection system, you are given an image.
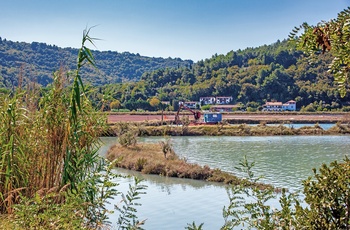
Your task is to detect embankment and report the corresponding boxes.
[106,142,276,191]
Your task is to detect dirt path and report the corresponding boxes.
[108,113,347,123]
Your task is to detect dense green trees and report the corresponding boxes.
[91,39,348,111]
[2,11,350,111]
[290,7,350,98]
[0,37,192,86]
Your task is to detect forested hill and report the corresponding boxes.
[2,36,350,111]
[101,39,350,111]
[0,37,193,86]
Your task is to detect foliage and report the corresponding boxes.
[0,29,148,229]
[93,39,348,111]
[118,131,138,147]
[148,96,160,109]
[13,188,87,229]
[301,157,350,229]
[11,159,147,230]
[159,138,174,158]
[115,122,138,147]
[0,27,103,214]
[201,104,211,110]
[185,221,205,230]
[289,7,350,97]
[110,99,121,110]
[115,177,147,230]
[0,37,192,86]
[220,156,350,229]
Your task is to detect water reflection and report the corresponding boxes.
[105,168,229,229]
[137,135,350,191]
[99,135,350,229]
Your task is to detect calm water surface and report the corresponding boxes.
[99,135,350,229]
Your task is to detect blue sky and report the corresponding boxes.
[2,0,349,61]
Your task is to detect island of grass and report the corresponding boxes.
[106,140,277,191]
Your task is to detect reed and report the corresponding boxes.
[0,29,106,215]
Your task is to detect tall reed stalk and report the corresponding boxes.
[0,28,106,214]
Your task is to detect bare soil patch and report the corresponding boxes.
[108,113,346,124]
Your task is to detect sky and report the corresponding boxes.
[1,0,350,61]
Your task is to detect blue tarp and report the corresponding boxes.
[203,113,222,123]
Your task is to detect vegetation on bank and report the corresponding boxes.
[106,141,275,191]
[1,5,350,229]
[0,29,147,229]
[106,121,350,137]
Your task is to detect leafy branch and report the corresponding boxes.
[115,177,147,230]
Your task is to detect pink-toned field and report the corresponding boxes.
[108,113,346,123]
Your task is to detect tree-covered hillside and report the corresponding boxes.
[97,39,350,111]
[1,36,349,111]
[0,37,192,86]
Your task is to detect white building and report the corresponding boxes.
[216,96,233,105]
[282,100,297,111]
[263,102,283,111]
[179,101,200,109]
[263,100,297,111]
[199,97,216,105]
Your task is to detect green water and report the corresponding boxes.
[100,135,350,229]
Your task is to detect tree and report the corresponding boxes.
[110,99,121,111]
[300,157,350,229]
[289,7,350,97]
[221,156,350,229]
[149,97,160,110]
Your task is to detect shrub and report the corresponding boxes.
[135,158,147,171]
[221,156,350,229]
[118,130,138,147]
[0,29,147,229]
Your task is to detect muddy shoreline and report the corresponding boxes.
[107,112,347,124]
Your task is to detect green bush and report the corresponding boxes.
[118,130,138,147]
[220,156,350,229]
[0,29,147,229]
[201,104,211,110]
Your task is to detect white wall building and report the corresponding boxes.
[263,100,297,111]
[199,97,216,105]
[216,96,233,105]
[282,100,297,111]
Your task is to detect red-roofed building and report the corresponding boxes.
[263,100,296,111]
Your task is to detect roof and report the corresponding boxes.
[264,102,283,106]
[210,104,239,108]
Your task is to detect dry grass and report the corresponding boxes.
[107,123,350,137]
[0,215,16,230]
[106,142,274,190]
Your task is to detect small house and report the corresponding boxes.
[216,96,233,105]
[180,101,200,109]
[263,100,297,111]
[282,100,296,111]
[200,97,216,105]
[263,102,283,111]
